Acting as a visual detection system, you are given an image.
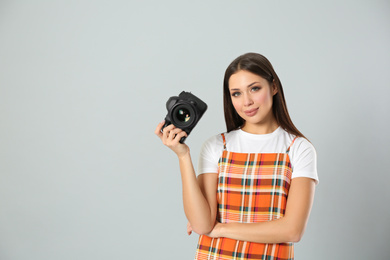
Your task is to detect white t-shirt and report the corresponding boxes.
[197,126,319,184]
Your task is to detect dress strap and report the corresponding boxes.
[221,133,227,150]
[286,136,298,153]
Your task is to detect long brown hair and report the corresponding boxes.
[223,52,306,139]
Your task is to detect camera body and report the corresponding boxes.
[162,91,207,143]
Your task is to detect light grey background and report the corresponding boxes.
[1,1,389,259]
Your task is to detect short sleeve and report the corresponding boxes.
[289,138,319,184]
[197,135,224,175]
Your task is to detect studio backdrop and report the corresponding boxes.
[0,1,389,259]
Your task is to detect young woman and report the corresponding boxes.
[155,53,318,259]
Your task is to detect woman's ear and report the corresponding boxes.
[272,80,278,95]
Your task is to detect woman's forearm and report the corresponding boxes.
[212,178,315,243]
[178,153,215,234]
[154,122,216,234]
[216,217,300,243]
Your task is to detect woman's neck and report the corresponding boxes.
[241,120,279,135]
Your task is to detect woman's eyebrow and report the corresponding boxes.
[247,82,261,87]
[230,82,261,91]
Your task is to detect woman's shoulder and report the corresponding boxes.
[201,130,238,151]
[201,133,223,152]
[278,128,314,148]
[284,132,318,183]
[294,137,315,150]
[287,134,317,161]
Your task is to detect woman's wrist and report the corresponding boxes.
[216,222,225,237]
[207,222,225,238]
[177,147,191,160]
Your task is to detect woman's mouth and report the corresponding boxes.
[244,108,259,117]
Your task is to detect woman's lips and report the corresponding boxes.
[244,108,259,117]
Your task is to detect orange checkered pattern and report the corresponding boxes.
[194,134,296,260]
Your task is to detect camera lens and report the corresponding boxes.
[172,105,195,127]
[176,108,191,122]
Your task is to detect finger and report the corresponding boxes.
[168,128,183,139]
[187,222,192,235]
[165,127,179,141]
[168,129,187,143]
[173,130,188,141]
[161,124,176,143]
[162,124,176,136]
[154,120,166,138]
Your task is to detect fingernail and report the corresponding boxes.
[161,120,165,124]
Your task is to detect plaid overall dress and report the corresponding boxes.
[195,133,297,260]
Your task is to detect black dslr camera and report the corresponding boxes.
[162,91,207,143]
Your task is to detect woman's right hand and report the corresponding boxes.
[154,120,189,158]
[187,222,193,235]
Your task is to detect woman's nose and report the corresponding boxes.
[243,94,254,106]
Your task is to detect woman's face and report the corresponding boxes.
[228,70,277,129]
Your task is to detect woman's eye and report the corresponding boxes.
[231,92,240,97]
[251,87,261,92]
